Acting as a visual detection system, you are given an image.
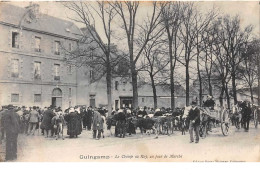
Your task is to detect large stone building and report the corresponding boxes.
[0,3,81,109]
[0,3,188,110]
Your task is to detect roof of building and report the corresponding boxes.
[0,3,82,40]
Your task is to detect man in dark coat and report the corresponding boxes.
[82,107,88,130]
[188,101,200,143]
[3,105,20,161]
[86,107,93,130]
[64,108,82,138]
[115,109,127,138]
[40,107,55,138]
[203,95,215,109]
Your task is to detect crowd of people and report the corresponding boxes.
[0,95,258,161]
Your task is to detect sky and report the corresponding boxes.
[4,0,259,36]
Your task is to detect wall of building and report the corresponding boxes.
[0,22,78,109]
[76,70,189,109]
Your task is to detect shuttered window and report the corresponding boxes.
[12,32,19,48]
[34,62,41,80]
[11,94,19,102]
[11,59,19,78]
[34,94,41,102]
[35,36,41,52]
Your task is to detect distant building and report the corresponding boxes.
[77,66,187,109]
[0,3,81,109]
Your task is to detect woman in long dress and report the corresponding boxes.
[64,108,82,138]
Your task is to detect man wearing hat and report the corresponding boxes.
[188,100,200,143]
[3,105,20,161]
[27,106,40,136]
[203,95,215,110]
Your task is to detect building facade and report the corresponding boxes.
[0,3,81,109]
[76,66,187,109]
[0,3,188,110]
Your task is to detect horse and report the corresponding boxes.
[231,103,242,129]
[239,101,252,131]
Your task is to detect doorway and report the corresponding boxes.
[52,88,62,108]
[89,95,96,107]
[119,96,133,108]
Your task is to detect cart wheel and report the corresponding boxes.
[253,109,258,128]
[221,109,230,136]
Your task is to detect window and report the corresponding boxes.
[12,32,19,48]
[54,41,60,55]
[122,82,126,91]
[115,81,118,90]
[69,88,72,97]
[34,94,41,102]
[35,36,41,52]
[11,59,19,78]
[34,62,41,80]
[11,94,19,102]
[142,98,145,102]
[54,64,60,80]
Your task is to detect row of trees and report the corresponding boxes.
[65,1,259,114]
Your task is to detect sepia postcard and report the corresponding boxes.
[0,0,259,162]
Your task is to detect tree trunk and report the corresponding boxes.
[197,51,202,106]
[208,75,213,97]
[249,85,254,103]
[186,63,190,106]
[106,61,112,116]
[131,67,138,109]
[225,83,230,109]
[150,73,157,109]
[231,71,238,105]
[129,39,138,109]
[219,82,225,107]
[169,41,175,109]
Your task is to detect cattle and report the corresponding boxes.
[106,115,117,136]
[131,116,156,135]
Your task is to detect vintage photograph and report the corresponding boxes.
[0,0,259,162]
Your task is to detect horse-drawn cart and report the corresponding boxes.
[200,107,231,137]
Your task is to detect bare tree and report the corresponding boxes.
[160,2,183,109]
[138,33,169,109]
[111,1,163,109]
[217,15,253,105]
[211,19,231,108]
[177,2,199,106]
[64,1,119,115]
[238,39,259,103]
[201,26,216,97]
[193,9,218,106]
